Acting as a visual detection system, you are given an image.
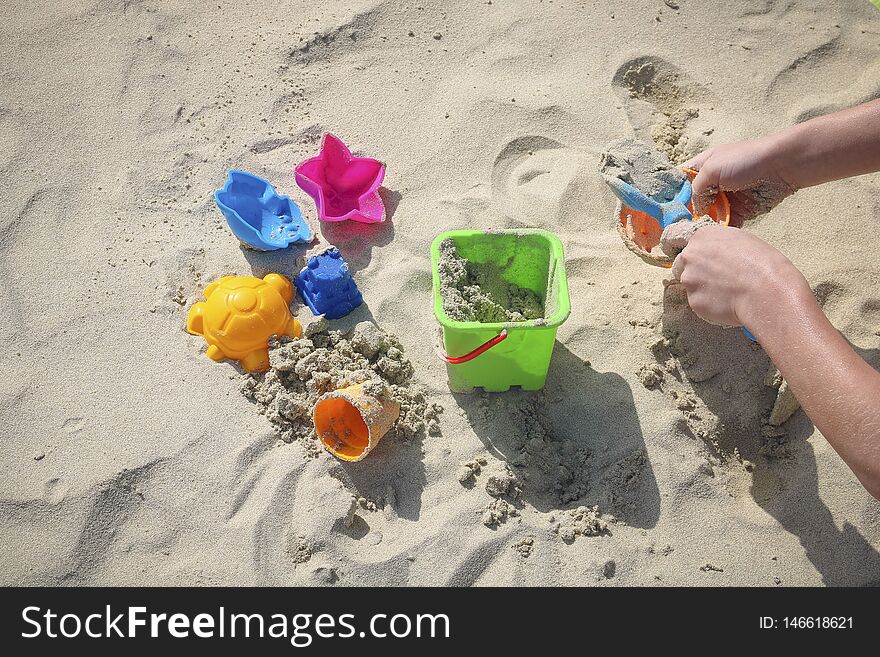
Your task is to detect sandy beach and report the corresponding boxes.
[1,0,879,586]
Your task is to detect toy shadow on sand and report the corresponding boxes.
[327,433,429,523]
[454,341,661,530]
[318,188,398,274]
[660,285,880,585]
[240,188,397,282]
[239,242,312,286]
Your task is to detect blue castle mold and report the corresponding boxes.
[295,247,363,319]
[215,170,313,251]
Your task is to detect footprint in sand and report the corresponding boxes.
[163,246,206,311]
[612,55,714,163]
[490,135,570,221]
[490,135,566,195]
[489,135,607,232]
[43,478,68,505]
[763,3,880,123]
[62,417,84,434]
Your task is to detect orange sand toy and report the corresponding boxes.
[186,273,302,373]
[313,383,400,461]
[616,167,730,268]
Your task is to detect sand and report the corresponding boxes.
[437,238,544,322]
[2,0,879,587]
[599,137,686,203]
[241,320,442,454]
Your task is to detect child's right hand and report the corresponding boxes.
[682,136,797,227]
[669,100,880,501]
[684,99,880,226]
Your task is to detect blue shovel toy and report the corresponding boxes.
[604,175,694,229]
[605,174,758,343]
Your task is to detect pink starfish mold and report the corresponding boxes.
[294,133,386,223]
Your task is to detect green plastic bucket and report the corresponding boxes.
[430,229,571,392]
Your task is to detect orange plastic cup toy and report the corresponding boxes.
[186,273,302,373]
[617,167,730,268]
[313,383,400,462]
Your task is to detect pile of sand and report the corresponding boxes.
[599,137,686,203]
[241,320,443,454]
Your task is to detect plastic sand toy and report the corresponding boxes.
[186,273,302,372]
[294,133,386,223]
[295,247,364,320]
[606,171,695,230]
[313,383,400,461]
[610,169,756,341]
[614,168,730,268]
[431,229,571,392]
[215,170,313,251]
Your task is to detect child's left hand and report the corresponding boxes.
[663,222,810,329]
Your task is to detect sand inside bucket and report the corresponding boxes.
[437,238,545,323]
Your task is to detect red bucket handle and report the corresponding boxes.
[438,329,508,364]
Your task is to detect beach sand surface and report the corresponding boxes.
[1,0,879,586]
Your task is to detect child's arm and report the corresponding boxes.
[774,98,880,188]
[669,225,880,499]
[684,98,880,224]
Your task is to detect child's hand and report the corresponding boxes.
[684,100,880,227]
[665,100,880,500]
[666,223,808,328]
[667,220,880,500]
[683,137,797,227]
